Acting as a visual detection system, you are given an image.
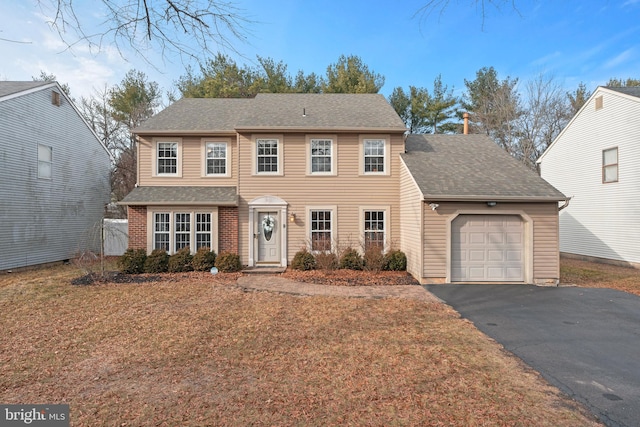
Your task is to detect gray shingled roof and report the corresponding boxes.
[235,93,406,131]
[134,98,251,134]
[606,86,640,99]
[401,134,565,201]
[134,93,406,134]
[120,186,237,205]
[0,81,51,99]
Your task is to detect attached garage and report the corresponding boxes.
[399,134,567,285]
[451,215,524,282]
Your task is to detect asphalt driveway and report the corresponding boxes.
[425,284,640,427]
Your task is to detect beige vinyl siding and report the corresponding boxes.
[138,135,238,186]
[399,160,423,281]
[238,132,404,263]
[423,201,560,283]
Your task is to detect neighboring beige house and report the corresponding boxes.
[538,86,640,267]
[121,93,565,284]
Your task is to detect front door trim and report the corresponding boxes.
[248,195,288,267]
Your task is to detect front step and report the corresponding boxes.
[242,266,286,274]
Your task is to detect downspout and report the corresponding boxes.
[558,197,572,211]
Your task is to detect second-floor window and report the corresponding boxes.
[311,139,333,173]
[603,147,618,183]
[38,144,52,179]
[206,142,227,175]
[157,142,178,175]
[364,139,385,173]
[257,139,279,173]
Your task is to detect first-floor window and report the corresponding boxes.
[196,213,212,249]
[153,211,215,254]
[364,210,385,250]
[310,210,332,251]
[154,213,170,251]
[175,213,191,251]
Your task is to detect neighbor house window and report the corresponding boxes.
[257,139,279,173]
[175,213,191,251]
[603,147,618,183]
[154,213,170,251]
[310,210,332,252]
[206,142,227,176]
[311,139,333,173]
[38,144,52,179]
[363,139,385,173]
[196,213,212,249]
[364,210,385,250]
[157,142,178,175]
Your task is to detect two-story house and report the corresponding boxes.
[538,86,640,267]
[122,93,565,284]
[0,81,111,271]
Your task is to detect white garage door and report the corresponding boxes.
[451,215,524,282]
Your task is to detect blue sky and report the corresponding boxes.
[1,0,639,102]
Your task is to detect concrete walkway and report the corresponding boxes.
[236,275,441,302]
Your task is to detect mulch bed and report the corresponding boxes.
[281,269,420,286]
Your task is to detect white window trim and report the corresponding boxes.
[152,138,183,177]
[602,146,618,184]
[252,134,284,176]
[37,144,53,180]
[359,135,390,176]
[201,138,231,178]
[147,207,219,255]
[306,134,337,176]
[359,206,390,251]
[306,205,337,253]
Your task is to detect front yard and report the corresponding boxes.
[0,261,610,426]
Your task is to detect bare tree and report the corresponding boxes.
[37,0,252,64]
[415,0,520,27]
[517,73,570,169]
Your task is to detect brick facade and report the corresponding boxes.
[218,206,239,254]
[127,206,147,250]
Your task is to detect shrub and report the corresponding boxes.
[363,245,385,272]
[315,252,339,270]
[291,248,316,271]
[384,250,407,271]
[340,247,364,270]
[168,247,193,273]
[118,248,147,274]
[192,247,217,271]
[144,249,169,273]
[215,252,242,273]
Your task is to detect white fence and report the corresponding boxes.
[103,219,128,256]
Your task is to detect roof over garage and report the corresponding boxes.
[401,134,565,202]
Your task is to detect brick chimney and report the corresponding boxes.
[463,112,469,135]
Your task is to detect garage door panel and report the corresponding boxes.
[488,250,504,261]
[451,215,524,282]
[469,232,485,244]
[469,250,485,261]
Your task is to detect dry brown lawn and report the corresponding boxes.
[560,256,640,296]
[0,261,603,426]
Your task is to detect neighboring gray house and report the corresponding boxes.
[0,81,111,270]
[538,86,640,267]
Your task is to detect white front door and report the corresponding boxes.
[257,211,280,263]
